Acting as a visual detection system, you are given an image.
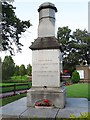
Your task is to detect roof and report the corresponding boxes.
[29,37,63,52]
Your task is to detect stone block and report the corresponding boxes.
[0,98,28,119]
[56,107,88,118]
[27,86,66,108]
[20,107,59,119]
[56,98,88,118]
[32,49,62,87]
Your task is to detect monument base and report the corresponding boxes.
[27,86,66,108]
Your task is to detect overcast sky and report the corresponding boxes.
[0,0,89,67]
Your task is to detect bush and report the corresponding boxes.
[71,70,80,83]
[11,75,28,80]
[6,75,29,83]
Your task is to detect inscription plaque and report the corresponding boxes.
[32,49,61,87]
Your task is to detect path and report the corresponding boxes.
[0,90,27,98]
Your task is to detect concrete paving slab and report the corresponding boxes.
[89,101,90,113]
[65,98,88,108]
[56,98,88,118]
[20,107,59,120]
[56,107,88,118]
[0,97,89,119]
[0,97,28,119]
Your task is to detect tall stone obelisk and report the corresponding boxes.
[27,2,65,108]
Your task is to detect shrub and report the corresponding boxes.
[71,70,80,83]
[7,75,29,83]
[11,75,28,80]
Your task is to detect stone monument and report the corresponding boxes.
[27,2,66,108]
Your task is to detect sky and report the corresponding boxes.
[0,0,89,67]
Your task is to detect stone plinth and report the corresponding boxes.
[27,86,66,108]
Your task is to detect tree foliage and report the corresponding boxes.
[14,65,19,76]
[73,29,90,65]
[27,64,32,76]
[19,64,26,76]
[1,1,31,54]
[2,56,15,80]
[57,26,90,73]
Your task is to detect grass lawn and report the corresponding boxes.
[0,82,31,86]
[0,82,32,93]
[0,93,27,106]
[66,83,90,100]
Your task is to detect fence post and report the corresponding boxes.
[14,84,16,95]
[28,83,29,89]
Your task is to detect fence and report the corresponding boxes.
[1,83,30,95]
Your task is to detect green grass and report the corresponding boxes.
[66,83,89,100]
[0,82,28,86]
[0,93,26,106]
[0,82,32,93]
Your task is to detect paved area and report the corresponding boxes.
[0,90,27,98]
[0,97,89,119]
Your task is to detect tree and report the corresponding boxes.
[19,64,26,76]
[2,56,15,80]
[14,65,19,76]
[57,26,90,73]
[73,29,90,65]
[57,26,78,72]
[1,1,31,54]
[27,64,32,76]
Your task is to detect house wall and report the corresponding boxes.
[76,65,90,82]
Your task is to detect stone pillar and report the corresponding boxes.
[38,2,57,37]
[27,2,66,108]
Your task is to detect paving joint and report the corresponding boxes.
[55,108,60,120]
[19,107,30,119]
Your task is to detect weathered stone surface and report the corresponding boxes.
[38,2,57,37]
[0,98,28,119]
[0,97,89,119]
[56,98,88,118]
[56,108,88,118]
[20,107,59,119]
[31,49,62,87]
[30,37,62,50]
[66,98,88,108]
[28,2,64,108]
[27,86,66,108]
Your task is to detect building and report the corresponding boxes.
[76,65,90,83]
